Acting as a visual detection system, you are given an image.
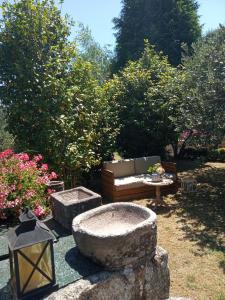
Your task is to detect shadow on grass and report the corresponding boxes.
[176,159,204,172]
[173,163,225,271]
[146,203,176,216]
[219,259,225,274]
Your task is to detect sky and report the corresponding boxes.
[60,0,225,48]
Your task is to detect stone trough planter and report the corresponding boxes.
[51,187,102,230]
[72,202,157,270]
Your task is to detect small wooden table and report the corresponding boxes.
[143,178,173,206]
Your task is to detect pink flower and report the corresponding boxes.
[10,184,16,191]
[24,190,36,199]
[33,205,45,217]
[36,174,49,185]
[14,153,29,162]
[41,164,48,171]
[47,188,56,195]
[33,154,43,162]
[19,160,37,171]
[49,171,57,180]
[0,191,9,201]
[5,199,21,208]
[0,149,13,159]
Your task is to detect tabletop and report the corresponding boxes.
[143,178,173,186]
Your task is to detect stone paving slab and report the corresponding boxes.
[0,226,9,259]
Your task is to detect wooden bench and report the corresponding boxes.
[102,156,178,202]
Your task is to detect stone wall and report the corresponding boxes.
[45,246,170,300]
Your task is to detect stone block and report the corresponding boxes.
[44,246,170,300]
[72,203,157,270]
[51,187,102,230]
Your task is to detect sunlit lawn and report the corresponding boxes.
[133,161,225,300]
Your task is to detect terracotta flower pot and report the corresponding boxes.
[47,180,64,193]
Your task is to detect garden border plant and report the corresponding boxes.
[0,149,57,222]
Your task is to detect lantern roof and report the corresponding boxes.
[8,210,54,250]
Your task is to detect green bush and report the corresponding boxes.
[104,43,179,158]
[0,0,119,185]
[0,108,14,151]
[48,58,119,186]
[207,148,225,162]
[180,26,225,146]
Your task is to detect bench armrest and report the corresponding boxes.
[162,162,177,176]
[101,169,115,199]
[102,169,114,180]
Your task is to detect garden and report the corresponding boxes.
[0,0,225,299]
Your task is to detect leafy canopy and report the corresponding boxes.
[180,26,225,146]
[76,23,113,83]
[105,42,178,157]
[0,0,75,153]
[0,0,119,184]
[114,0,201,69]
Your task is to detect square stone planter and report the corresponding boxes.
[51,186,102,230]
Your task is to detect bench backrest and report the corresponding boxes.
[134,156,161,175]
[104,156,161,177]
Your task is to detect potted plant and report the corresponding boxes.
[147,163,165,182]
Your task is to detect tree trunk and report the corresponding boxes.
[178,129,194,159]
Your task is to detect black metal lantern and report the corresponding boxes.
[7,210,56,299]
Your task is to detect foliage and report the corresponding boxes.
[0,0,75,154]
[113,0,201,70]
[104,43,178,157]
[207,148,225,162]
[0,108,14,151]
[0,0,119,184]
[76,23,113,83]
[147,163,164,174]
[180,26,225,146]
[48,58,119,186]
[0,149,57,221]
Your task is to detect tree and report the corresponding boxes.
[179,26,225,146]
[76,24,113,83]
[105,42,178,158]
[49,58,119,185]
[113,0,201,69]
[0,0,119,184]
[0,108,14,151]
[0,0,75,154]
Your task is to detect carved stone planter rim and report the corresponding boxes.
[72,202,156,238]
[51,186,101,206]
[47,180,64,185]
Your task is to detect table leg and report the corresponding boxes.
[152,186,168,207]
[156,186,161,202]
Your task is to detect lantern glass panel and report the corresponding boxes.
[17,241,53,294]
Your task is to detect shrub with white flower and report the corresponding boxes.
[0,149,57,221]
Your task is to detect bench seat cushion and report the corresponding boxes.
[114,174,150,191]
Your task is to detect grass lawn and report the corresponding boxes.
[133,161,225,300]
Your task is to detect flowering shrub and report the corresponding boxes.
[0,149,57,221]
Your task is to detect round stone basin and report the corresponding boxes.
[72,202,157,270]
